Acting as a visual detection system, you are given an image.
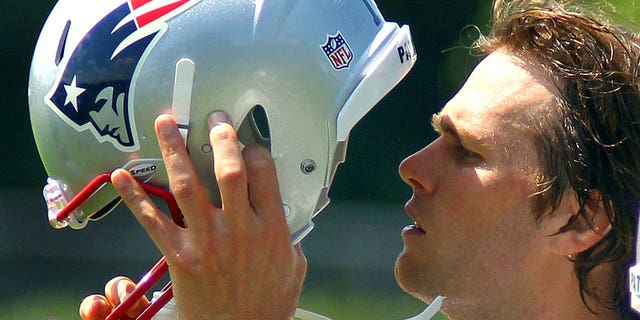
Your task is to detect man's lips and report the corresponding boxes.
[403,222,426,235]
[404,201,426,235]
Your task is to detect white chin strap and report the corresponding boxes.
[293,308,332,320]
[403,295,445,320]
[294,295,445,320]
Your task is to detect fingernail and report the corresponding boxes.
[208,111,231,130]
[119,283,135,302]
[110,169,131,189]
[157,117,176,137]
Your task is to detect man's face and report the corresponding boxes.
[395,50,559,306]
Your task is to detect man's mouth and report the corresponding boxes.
[403,221,426,235]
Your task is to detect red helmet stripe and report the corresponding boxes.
[129,0,191,28]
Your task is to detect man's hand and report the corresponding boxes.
[79,112,306,320]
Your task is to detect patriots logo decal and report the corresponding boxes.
[46,0,200,152]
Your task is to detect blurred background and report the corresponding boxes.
[2,0,639,319]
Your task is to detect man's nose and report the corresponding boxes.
[398,140,441,196]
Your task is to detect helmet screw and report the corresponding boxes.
[301,159,316,174]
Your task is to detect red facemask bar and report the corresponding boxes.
[54,173,183,320]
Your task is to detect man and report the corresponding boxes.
[80,0,640,319]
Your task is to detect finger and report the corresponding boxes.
[155,114,215,229]
[126,295,151,319]
[79,294,112,320]
[208,111,251,215]
[104,276,151,319]
[111,169,179,254]
[242,145,287,231]
[105,276,135,306]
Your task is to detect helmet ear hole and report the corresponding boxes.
[251,105,270,140]
[237,105,271,150]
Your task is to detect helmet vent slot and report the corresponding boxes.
[55,20,72,66]
[88,196,122,221]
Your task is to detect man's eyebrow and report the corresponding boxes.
[431,112,494,148]
[431,112,455,136]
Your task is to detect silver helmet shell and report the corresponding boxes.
[29,0,416,242]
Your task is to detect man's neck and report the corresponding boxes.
[438,260,619,319]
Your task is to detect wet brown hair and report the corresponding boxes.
[474,0,640,317]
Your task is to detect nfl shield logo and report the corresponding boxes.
[321,32,353,70]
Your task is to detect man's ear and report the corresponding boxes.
[540,190,612,257]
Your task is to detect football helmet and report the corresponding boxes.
[29,0,416,318]
[29,0,416,242]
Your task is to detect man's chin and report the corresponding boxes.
[394,253,423,296]
[394,253,443,303]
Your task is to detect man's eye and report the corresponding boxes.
[454,145,483,165]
